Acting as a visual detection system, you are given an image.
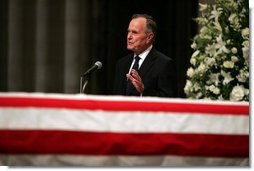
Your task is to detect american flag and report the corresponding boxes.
[0,93,249,166]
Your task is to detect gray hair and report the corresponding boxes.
[132,14,157,37]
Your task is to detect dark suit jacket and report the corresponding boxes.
[113,48,176,97]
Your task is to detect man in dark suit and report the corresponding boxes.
[113,14,176,97]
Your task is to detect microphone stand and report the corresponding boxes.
[80,61,102,94]
[80,74,90,94]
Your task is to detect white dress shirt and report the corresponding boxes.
[128,45,153,74]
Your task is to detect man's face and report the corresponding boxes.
[127,17,151,54]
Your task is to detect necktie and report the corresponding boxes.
[126,56,140,95]
[131,56,140,71]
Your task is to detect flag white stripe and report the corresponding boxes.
[0,154,249,166]
[0,107,249,134]
[0,92,249,106]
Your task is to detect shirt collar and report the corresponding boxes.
[134,45,153,60]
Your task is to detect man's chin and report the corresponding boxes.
[127,46,134,51]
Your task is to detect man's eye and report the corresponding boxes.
[127,30,138,34]
[130,31,138,34]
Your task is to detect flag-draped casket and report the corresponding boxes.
[0,93,249,166]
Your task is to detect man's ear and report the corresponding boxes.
[147,32,154,42]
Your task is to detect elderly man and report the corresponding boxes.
[113,14,176,97]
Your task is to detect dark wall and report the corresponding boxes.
[0,0,8,91]
[0,0,198,97]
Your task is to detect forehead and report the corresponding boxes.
[128,17,147,30]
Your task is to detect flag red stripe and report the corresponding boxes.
[0,130,248,157]
[0,97,249,115]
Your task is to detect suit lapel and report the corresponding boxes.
[124,54,134,75]
[138,48,156,78]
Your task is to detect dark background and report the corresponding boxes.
[0,0,198,97]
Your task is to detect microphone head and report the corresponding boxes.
[95,61,102,69]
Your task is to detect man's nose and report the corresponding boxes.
[127,33,132,39]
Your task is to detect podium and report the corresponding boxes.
[0,93,249,166]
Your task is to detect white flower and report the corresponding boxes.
[185,0,249,101]
[213,87,220,95]
[200,27,212,39]
[210,6,222,21]
[229,13,237,22]
[231,56,238,63]
[242,40,249,60]
[215,35,230,54]
[193,82,201,91]
[200,27,208,34]
[191,42,197,49]
[231,47,238,54]
[230,85,245,101]
[196,17,208,25]
[187,67,195,78]
[206,73,220,85]
[221,71,234,85]
[215,34,224,47]
[225,26,229,33]
[226,1,238,9]
[199,3,208,11]
[190,50,200,66]
[196,92,203,98]
[205,44,217,56]
[228,13,241,31]
[245,89,249,96]
[221,46,230,54]
[242,46,249,60]
[218,95,224,100]
[184,80,193,94]
[223,61,234,68]
[190,57,197,66]
[204,57,216,67]
[213,19,222,32]
[236,69,249,82]
[192,50,200,58]
[241,28,249,40]
[197,62,207,74]
[208,85,220,95]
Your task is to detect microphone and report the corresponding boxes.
[82,61,102,77]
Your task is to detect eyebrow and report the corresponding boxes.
[127,29,138,33]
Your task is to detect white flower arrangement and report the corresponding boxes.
[184,0,249,101]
